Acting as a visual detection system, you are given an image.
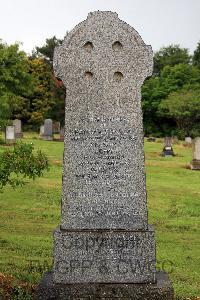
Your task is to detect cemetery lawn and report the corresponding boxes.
[0,133,199,300]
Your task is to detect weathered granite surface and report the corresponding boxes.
[190,137,200,170]
[53,226,156,284]
[37,10,173,299]
[37,271,174,300]
[51,10,157,284]
[54,10,153,231]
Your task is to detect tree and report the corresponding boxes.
[158,88,200,137]
[35,36,62,66]
[142,64,200,135]
[27,57,54,126]
[34,36,66,125]
[0,40,32,127]
[153,45,191,75]
[193,41,200,68]
[0,142,49,191]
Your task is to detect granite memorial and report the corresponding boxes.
[37,11,173,299]
[162,137,175,157]
[13,119,23,138]
[60,127,64,141]
[43,119,53,141]
[147,137,156,142]
[53,121,61,134]
[185,137,192,144]
[190,137,200,170]
[5,126,15,143]
[39,125,44,138]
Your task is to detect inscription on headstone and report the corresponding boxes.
[37,11,173,300]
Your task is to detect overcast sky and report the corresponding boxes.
[0,0,199,54]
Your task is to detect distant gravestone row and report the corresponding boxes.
[39,119,64,141]
[5,119,23,143]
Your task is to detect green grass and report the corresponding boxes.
[0,133,199,299]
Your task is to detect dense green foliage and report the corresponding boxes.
[0,41,32,128]
[193,42,200,68]
[0,142,49,191]
[153,45,191,75]
[0,37,65,130]
[159,88,200,138]
[142,44,200,136]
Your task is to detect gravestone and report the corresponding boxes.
[37,11,173,299]
[13,119,23,138]
[190,137,200,170]
[39,125,44,138]
[43,119,53,140]
[185,137,192,144]
[60,127,64,141]
[5,126,15,143]
[53,121,61,134]
[162,137,175,156]
[147,137,156,142]
[173,136,179,144]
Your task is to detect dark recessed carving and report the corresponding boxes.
[83,41,94,52]
[114,71,123,82]
[84,71,93,80]
[112,41,123,51]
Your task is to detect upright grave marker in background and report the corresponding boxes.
[39,125,44,138]
[53,121,61,134]
[162,137,175,157]
[5,126,15,143]
[190,137,200,170]
[13,119,23,138]
[37,11,173,299]
[43,119,53,141]
[185,137,192,144]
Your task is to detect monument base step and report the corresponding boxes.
[36,271,174,300]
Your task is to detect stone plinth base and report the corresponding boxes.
[190,160,200,170]
[36,271,173,300]
[53,227,156,284]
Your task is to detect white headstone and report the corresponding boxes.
[6,126,15,142]
[185,137,192,144]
